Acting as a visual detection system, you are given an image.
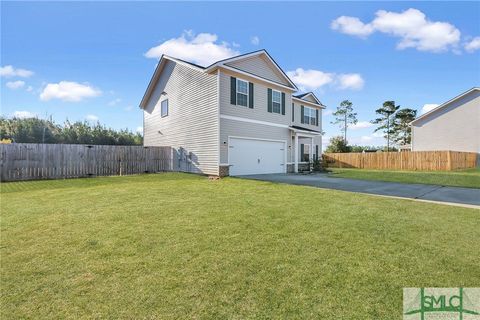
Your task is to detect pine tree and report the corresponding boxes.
[331,100,357,144]
[371,101,400,151]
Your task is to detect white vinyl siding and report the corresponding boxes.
[292,101,322,132]
[220,69,292,125]
[412,90,480,153]
[225,55,291,87]
[143,60,219,175]
[300,94,318,104]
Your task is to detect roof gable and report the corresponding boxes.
[226,55,291,87]
[139,55,204,109]
[205,50,297,90]
[411,87,480,125]
[293,92,324,107]
[295,92,321,104]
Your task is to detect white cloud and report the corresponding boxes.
[26,86,33,92]
[336,73,365,90]
[136,126,143,134]
[85,114,99,121]
[124,105,134,111]
[287,68,364,91]
[331,16,374,38]
[331,8,461,53]
[145,31,239,66]
[108,98,121,106]
[40,81,101,102]
[6,80,25,90]
[0,65,34,78]
[421,103,439,114]
[13,110,37,119]
[287,68,334,91]
[323,109,333,116]
[251,36,260,45]
[465,37,480,53]
[350,121,374,130]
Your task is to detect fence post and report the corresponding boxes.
[447,151,452,171]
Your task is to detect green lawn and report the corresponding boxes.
[328,167,480,189]
[1,173,479,319]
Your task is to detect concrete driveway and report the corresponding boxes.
[239,173,480,207]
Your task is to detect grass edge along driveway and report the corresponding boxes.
[2,173,479,319]
[328,168,480,189]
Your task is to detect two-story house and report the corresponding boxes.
[139,50,324,176]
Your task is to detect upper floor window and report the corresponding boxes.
[161,99,169,117]
[237,79,249,107]
[303,106,317,125]
[272,90,281,114]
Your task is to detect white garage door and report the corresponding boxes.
[229,137,286,175]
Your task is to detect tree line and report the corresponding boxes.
[0,116,143,145]
[326,99,417,153]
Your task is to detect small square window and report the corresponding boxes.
[161,99,168,117]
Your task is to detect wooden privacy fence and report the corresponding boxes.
[0,143,175,182]
[323,151,478,171]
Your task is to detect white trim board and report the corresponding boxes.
[220,114,289,128]
[216,69,222,171]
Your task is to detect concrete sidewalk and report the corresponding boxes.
[239,173,480,208]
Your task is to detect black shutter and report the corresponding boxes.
[281,92,285,115]
[315,145,319,161]
[301,105,304,124]
[267,88,272,113]
[316,109,319,126]
[300,144,304,162]
[248,82,254,108]
[230,77,236,105]
[292,103,294,122]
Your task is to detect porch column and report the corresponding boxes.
[294,134,299,173]
[310,137,314,166]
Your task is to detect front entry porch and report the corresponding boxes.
[290,126,322,173]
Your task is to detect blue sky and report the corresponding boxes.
[1,1,479,146]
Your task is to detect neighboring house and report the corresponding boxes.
[411,87,480,154]
[139,50,325,176]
